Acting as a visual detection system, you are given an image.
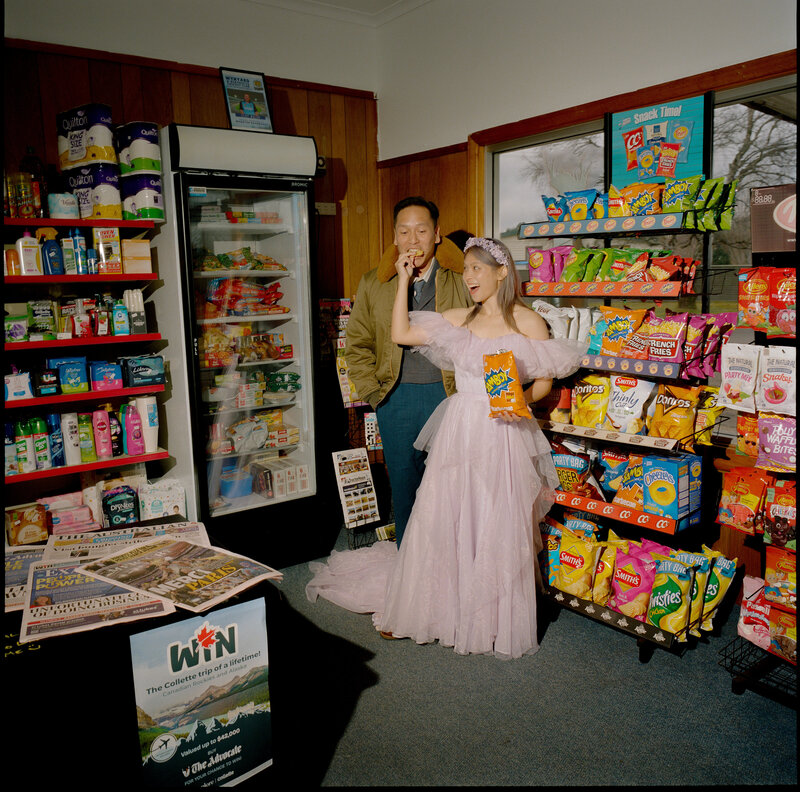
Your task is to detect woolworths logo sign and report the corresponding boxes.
[168,621,238,673]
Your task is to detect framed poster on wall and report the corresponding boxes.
[219,67,274,133]
[608,93,711,189]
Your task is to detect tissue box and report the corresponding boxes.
[121,239,153,273]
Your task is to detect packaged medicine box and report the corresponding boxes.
[92,227,123,273]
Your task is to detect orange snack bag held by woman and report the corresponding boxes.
[307,237,587,659]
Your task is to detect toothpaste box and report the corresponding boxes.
[642,455,690,520]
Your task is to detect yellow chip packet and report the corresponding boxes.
[673,550,712,638]
[571,373,611,428]
[592,542,617,606]
[646,554,695,641]
[484,349,533,419]
[556,528,602,600]
[700,545,739,632]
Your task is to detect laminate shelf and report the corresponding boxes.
[5,333,162,351]
[5,448,169,483]
[4,218,155,230]
[5,274,158,285]
[5,385,165,410]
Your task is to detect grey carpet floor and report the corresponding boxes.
[273,531,798,787]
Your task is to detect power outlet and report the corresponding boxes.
[316,202,336,216]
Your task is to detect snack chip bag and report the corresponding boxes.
[609,548,657,621]
[647,383,701,445]
[604,375,655,434]
[700,546,738,632]
[625,183,662,216]
[647,555,694,640]
[755,345,795,416]
[612,454,644,509]
[564,189,598,221]
[582,250,605,282]
[718,342,760,412]
[542,194,569,222]
[756,413,796,474]
[693,177,724,212]
[661,175,703,212]
[556,528,602,600]
[640,537,675,558]
[562,509,601,539]
[586,316,607,355]
[619,310,657,360]
[655,142,681,178]
[667,119,694,163]
[529,300,571,339]
[559,248,593,282]
[645,312,689,363]
[597,447,630,497]
[767,267,796,338]
[621,126,645,171]
[737,267,771,330]
[483,350,532,419]
[592,192,609,219]
[715,180,738,231]
[673,550,712,638]
[533,382,572,423]
[570,373,611,429]
[539,515,564,586]
[693,386,724,446]
[680,314,710,378]
[598,307,648,357]
[527,247,555,283]
[592,543,617,606]
[550,245,573,281]
[607,185,625,217]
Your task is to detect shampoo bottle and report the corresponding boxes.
[77,412,97,463]
[124,403,145,456]
[60,412,82,466]
[16,229,43,275]
[30,415,52,470]
[5,423,19,477]
[92,407,113,460]
[106,403,123,457]
[46,412,65,467]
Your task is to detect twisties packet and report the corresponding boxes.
[483,350,532,419]
[647,383,702,445]
[604,375,656,435]
[609,548,657,622]
[556,529,602,600]
[598,306,648,357]
[612,454,645,509]
[646,555,694,641]
[571,373,611,428]
[700,546,738,632]
[673,550,712,638]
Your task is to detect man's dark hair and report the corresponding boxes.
[393,196,439,226]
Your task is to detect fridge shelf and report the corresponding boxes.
[194,222,291,234]
[205,400,297,417]
[192,270,291,279]
[207,443,299,461]
[5,333,162,351]
[200,358,296,370]
[197,313,294,325]
[5,273,159,285]
[6,448,169,483]
[5,385,166,410]
[210,488,307,517]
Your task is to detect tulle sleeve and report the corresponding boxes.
[512,337,589,381]
[407,311,467,371]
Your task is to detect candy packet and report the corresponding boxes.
[609,548,657,622]
[647,555,694,641]
[718,342,761,412]
[483,350,532,419]
[763,480,797,551]
[756,413,796,473]
[737,267,771,330]
[755,345,795,416]
[604,375,655,434]
[737,575,771,650]
[736,412,760,457]
[764,545,796,610]
[767,267,796,338]
[570,373,611,428]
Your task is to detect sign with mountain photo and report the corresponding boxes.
[130,599,272,787]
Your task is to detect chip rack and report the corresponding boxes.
[718,635,797,708]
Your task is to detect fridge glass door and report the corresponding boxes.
[187,183,316,518]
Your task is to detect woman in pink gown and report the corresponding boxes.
[308,238,586,658]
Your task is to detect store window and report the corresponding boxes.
[490,80,796,316]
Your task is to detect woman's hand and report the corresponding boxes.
[490,410,526,423]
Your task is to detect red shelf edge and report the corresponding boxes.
[5,333,162,350]
[5,449,169,483]
[5,384,165,410]
[4,273,158,284]
[553,490,680,534]
[4,218,154,229]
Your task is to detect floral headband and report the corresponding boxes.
[464,237,510,268]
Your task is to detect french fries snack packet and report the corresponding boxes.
[571,373,611,428]
[673,550,711,638]
[647,555,694,641]
[598,307,648,356]
[592,542,616,606]
[604,375,656,434]
[647,383,701,445]
[556,528,602,600]
[483,350,532,419]
[645,312,689,363]
[609,547,657,622]
[612,454,645,509]
[700,546,738,632]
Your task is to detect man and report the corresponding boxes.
[345,197,472,546]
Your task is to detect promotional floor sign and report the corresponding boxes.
[130,599,272,787]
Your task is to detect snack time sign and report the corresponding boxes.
[609,94,707,189]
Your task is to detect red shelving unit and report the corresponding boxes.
[5,384,165,410]
[3,218,154,230]
[5,449,170,483]
[4,274,158,284]
[5,333,162,351]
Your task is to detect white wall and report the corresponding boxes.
[3,0,379,93]
[5,0,796,161]
[375,0,797,159]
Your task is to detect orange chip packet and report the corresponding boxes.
[484,350,533,419]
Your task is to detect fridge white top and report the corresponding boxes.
[168,124,318,178]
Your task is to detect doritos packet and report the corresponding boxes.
[483,350,532,419]
[571,373,611,429]
[647,383,701,445]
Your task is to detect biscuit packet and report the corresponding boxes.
[483,350,532,419]
[647,554,695,641]
[612,454,645,508]
[570,373,611,428]
[673,550,712,638]
[598,307,648,357]
[556,528,603,600]
[700,546,738,632]
[647,383,702,446]
[609,548,657,622]
[604,375,656,435]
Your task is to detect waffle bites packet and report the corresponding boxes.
[483,350,532,419]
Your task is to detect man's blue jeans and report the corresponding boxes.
[376,381,446,546]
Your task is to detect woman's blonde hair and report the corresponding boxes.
[462,237,527,333]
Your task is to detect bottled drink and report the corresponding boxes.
[20,146,46,218]
[13,173,36,219]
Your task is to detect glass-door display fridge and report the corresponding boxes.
[154,124,336,566]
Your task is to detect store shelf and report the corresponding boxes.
[718,636,797,707]
[207,443,299,461]
[5,333,162,351]
[200,357,296,370]
[4,273,158,285]
[538,419,680,451]
[518,213,689,239]
[197,313,293,325]
[193,270,290,279]
[193,222,290,234]
[5,384,165,410]
[4,218,154,230]
[5,448,169,483]
[553,490,699,534]
[579,353,685,379]
[210,488,306,517]
[523,280,683,298]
